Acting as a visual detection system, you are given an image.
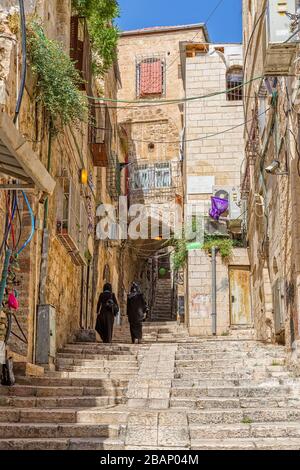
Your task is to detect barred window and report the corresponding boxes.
[226,67,243,101]
[136,54,166,98]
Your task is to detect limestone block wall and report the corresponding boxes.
[185,44,244,208]
[242,0,300,354]
[187,248,250,336]
[117,27,207,171]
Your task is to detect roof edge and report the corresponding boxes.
[120,23,211,42]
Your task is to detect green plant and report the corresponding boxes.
[221,331,229,337]
[72,0,119,75]
[27,21,88,128]
[202,235,234,260]
[242,416,253,424]
[271,360,281,366]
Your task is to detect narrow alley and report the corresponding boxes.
[1,322,300,450]
[1,0,300,456]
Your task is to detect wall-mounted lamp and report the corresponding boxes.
[80,168,88,185]
[265,160,288,175]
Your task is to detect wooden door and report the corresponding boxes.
[229,267,252,325]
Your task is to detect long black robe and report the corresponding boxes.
[95,292,118,343]
[127,292,146,343]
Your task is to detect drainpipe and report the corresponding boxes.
[13,0,27,125]
[211,246,217,336]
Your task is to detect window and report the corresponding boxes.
[155,163,171,188]
[226,67,243,101]
[132,163,171,190]
[133,165,150,191]
[136,55,166,98]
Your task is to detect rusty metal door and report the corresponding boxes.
[229,267,252,325]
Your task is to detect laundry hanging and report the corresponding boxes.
[209,196,229,221]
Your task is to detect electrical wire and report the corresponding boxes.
[128,106,270,144]
[17,191,35,256]
[243,0,268,147]
[88,76,263,105]
[13,0,27,124]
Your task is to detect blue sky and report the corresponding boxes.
[116,0,242,43]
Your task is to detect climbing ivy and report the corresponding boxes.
[202,236,234,260]
[72,0,119,75]
[27,21,88,128]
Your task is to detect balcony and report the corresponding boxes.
[128,160,182,204]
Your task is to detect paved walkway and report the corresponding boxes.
[1,322,300,450]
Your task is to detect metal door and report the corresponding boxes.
[229,267,252,325]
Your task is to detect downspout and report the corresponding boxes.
[38,123,53,307]
[211,246,217,336]
[13,0,27,125]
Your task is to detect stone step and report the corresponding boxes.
[172,378,283,387]
[56,353,137,362]
[190,437,300,450]
[189,422,300,440]
[0,408,129,424]
[187,409,300,425]
[47,371,136,379]
[0,395,126,408]
[0,385,126,398]
[171,385,292,398]
[55,365,139,373]
[0,437,124,450]
[16,376,128,388]
[170,397,300,410]
[0,422,122,439]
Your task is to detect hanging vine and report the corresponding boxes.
[27,21,88,129]
[72,0,119,75]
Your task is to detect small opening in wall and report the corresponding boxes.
[148,142,155,151]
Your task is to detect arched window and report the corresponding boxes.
[226,67,243,101]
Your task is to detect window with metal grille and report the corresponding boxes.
[136,54,166,98]
[132,163,171,190]
[226,67,243,101]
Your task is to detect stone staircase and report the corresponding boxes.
[1,323,300,450]
[151,278,174,322]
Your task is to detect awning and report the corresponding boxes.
[0,111,56,194]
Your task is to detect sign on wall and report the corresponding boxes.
[187,176,215,195]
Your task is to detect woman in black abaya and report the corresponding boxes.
[127,282,147,344]
[95,283,118,343]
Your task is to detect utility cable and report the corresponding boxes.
[88,76,263,105]
[17,191,35,256]
[128,106,270,144]
[13,0,27,124]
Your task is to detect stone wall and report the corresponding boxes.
[0,1,114,361]
[242,0,300,359]
[188,248,250,336]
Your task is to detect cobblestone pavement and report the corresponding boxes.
[0,322,300,450]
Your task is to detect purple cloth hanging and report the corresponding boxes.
[209,197,229,221]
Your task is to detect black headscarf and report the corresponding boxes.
[103,283,112,293]
[129,282,140,299]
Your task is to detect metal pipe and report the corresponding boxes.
[13,0,27,125]
[211,246,217,336]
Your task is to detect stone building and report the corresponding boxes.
[116,24,210,319]
[180,41,252,336]
[0,0,130,368]
[242,0,300,370]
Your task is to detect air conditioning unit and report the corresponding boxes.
[212,186,241,221]
[264,0,298,75]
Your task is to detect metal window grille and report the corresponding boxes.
[129,161,182,204]
[226,68,243,101]
[136,54,166,99]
